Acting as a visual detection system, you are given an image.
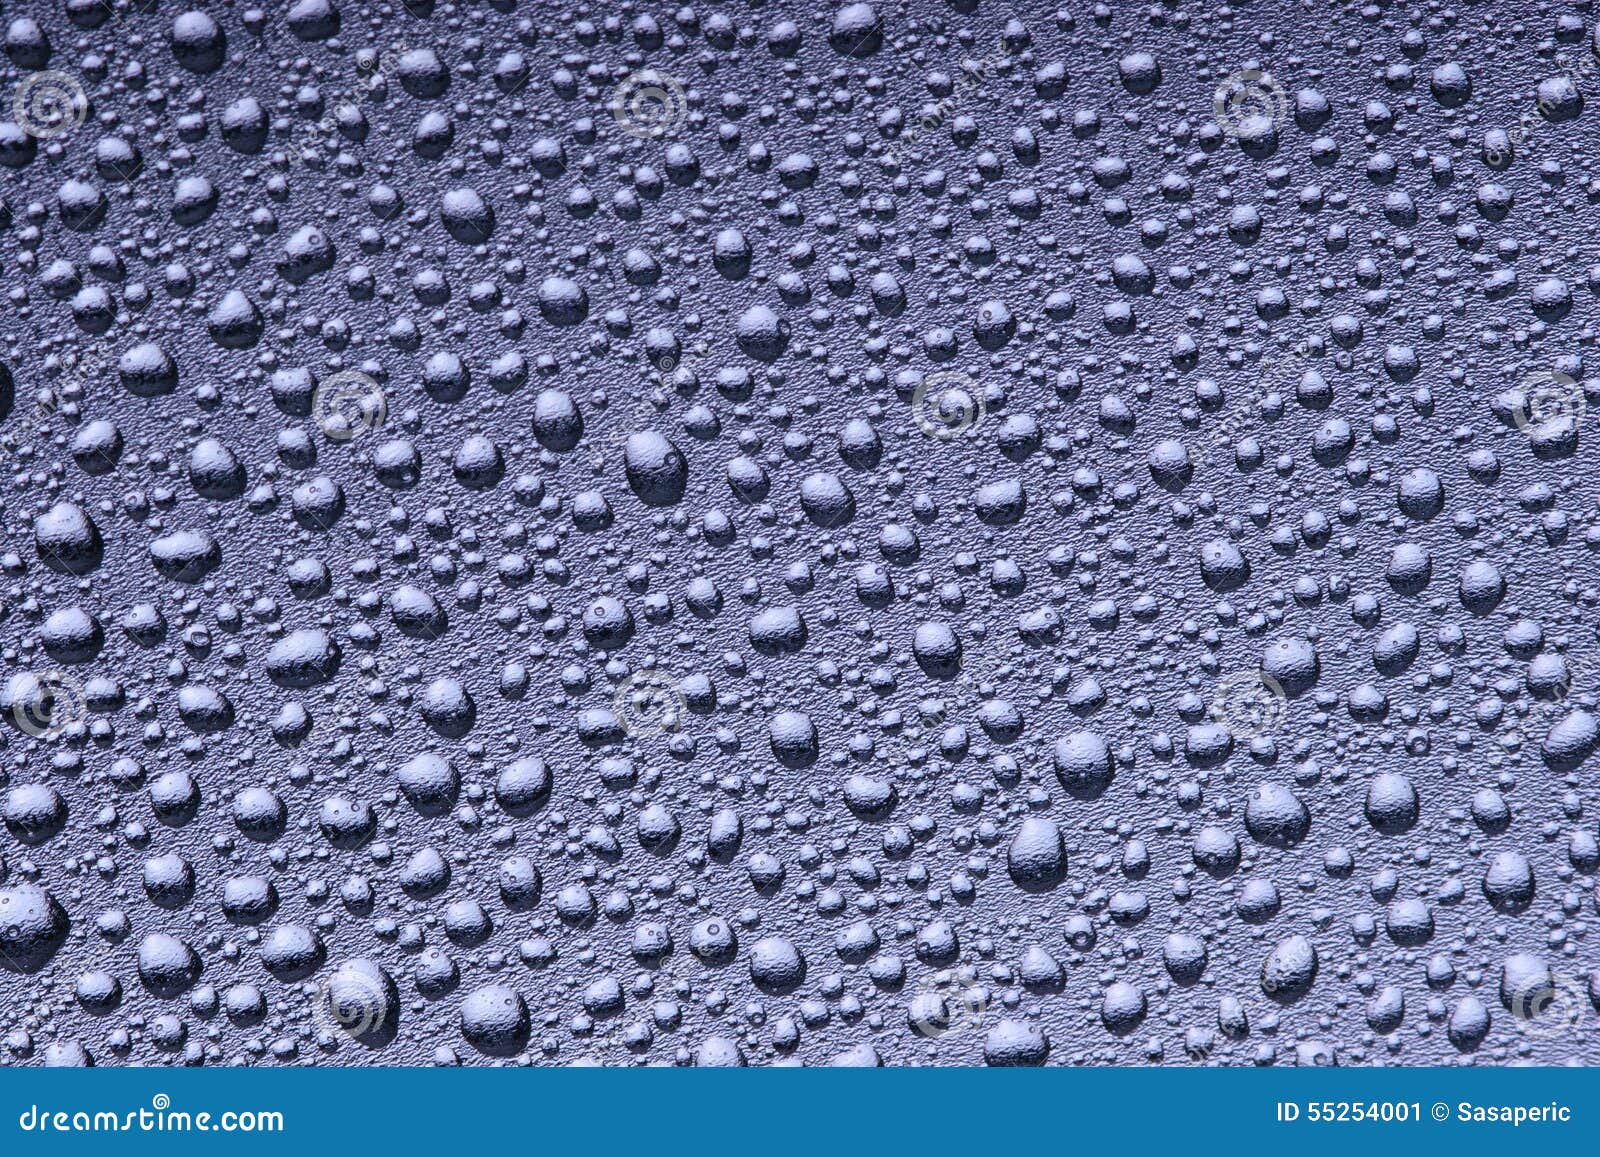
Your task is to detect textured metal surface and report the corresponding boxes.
[0,0,1598,1067]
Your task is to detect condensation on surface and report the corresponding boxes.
[0,0,1598,1067]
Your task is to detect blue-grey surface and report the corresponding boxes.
[0,0,1598,1067]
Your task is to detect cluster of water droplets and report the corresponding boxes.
[0,0,1596,1066]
